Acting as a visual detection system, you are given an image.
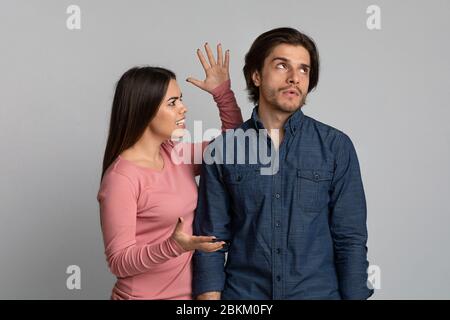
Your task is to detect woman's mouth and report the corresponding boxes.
[175,118,186,128]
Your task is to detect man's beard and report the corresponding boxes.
[262,85,307,113]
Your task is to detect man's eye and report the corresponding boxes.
[300,67,309,74]
[276,63,287,69]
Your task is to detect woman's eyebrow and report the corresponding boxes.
[167,93,182,101]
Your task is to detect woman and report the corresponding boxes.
[97,43,243,300]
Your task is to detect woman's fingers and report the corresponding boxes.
[198,241,225,252]
[186,77,205,90]
[192,235,217,243]
[217,43,223,66]
[192,235,225,252]
[224,49,230,70]
[204,43,216,67]
[172,231,225,252]
[196,43,228,72]
[197,48,210,71]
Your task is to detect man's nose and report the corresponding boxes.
[287,70,300,85]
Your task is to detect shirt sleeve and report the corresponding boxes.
[329,133,374,299]
[191,80,243,176]
[192,144,232,296]
[97,171,187,278]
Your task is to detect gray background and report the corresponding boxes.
[0,0,449,299]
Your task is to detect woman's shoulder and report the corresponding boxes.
[106,156,143,179]
[99,157,143,194]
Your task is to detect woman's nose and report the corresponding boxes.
[179,103,188,114]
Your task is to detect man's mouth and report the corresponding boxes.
[175,118,186,127]
[281,88,300,97]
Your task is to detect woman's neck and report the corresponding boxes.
[121,131,165,165]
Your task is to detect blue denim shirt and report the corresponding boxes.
[193,107,373,300]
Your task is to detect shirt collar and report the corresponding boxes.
[251,106,265,130]
[251,105,305,134]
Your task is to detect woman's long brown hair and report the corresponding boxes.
[101,66,176,180]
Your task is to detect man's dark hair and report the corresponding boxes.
[243,27,320,104]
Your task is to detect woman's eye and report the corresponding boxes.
[169,96,182,106]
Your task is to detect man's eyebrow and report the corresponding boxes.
[272,57,289,63]
[271,57,311,68]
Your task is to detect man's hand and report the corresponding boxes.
[186,43,230,94]
[196,291,221,300]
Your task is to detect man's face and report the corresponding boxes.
[252,44,311,114]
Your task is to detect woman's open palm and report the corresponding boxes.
[187,43,230,94]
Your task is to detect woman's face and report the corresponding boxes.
[148,79,188,140]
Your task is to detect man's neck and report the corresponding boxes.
[257,103,294,148]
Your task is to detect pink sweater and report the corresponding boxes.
[97,80,243,300]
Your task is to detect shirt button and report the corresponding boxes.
[275,193,280,199]
[276,248,281,254]
[314,173,320,181]
[275,221,281,227]
[236,175,242,182]
[276,275,281,282]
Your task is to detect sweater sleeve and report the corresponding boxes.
[191,80,243,176]
[211,79,243,132]
[97,170,187,278]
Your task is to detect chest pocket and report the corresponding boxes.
[222,168,264,215]
[297,169,333,212]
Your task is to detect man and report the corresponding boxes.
[193,27,373,300]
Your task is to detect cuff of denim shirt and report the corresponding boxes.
[341,289,374,300]
[339,282,374,300]
[192,252,226,297]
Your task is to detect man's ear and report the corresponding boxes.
[252,71,261,87]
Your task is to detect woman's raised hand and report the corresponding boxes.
[171,217,225,252]
[186,43,230,94]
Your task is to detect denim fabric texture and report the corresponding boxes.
[193,107,373,300]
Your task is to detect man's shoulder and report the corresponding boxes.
[223,118,254,132]
[302,114,356,153]
[303,114,344,137]
[208,119,254,144]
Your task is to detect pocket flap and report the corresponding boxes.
[223,168,260,184]
[297,169,333,182]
